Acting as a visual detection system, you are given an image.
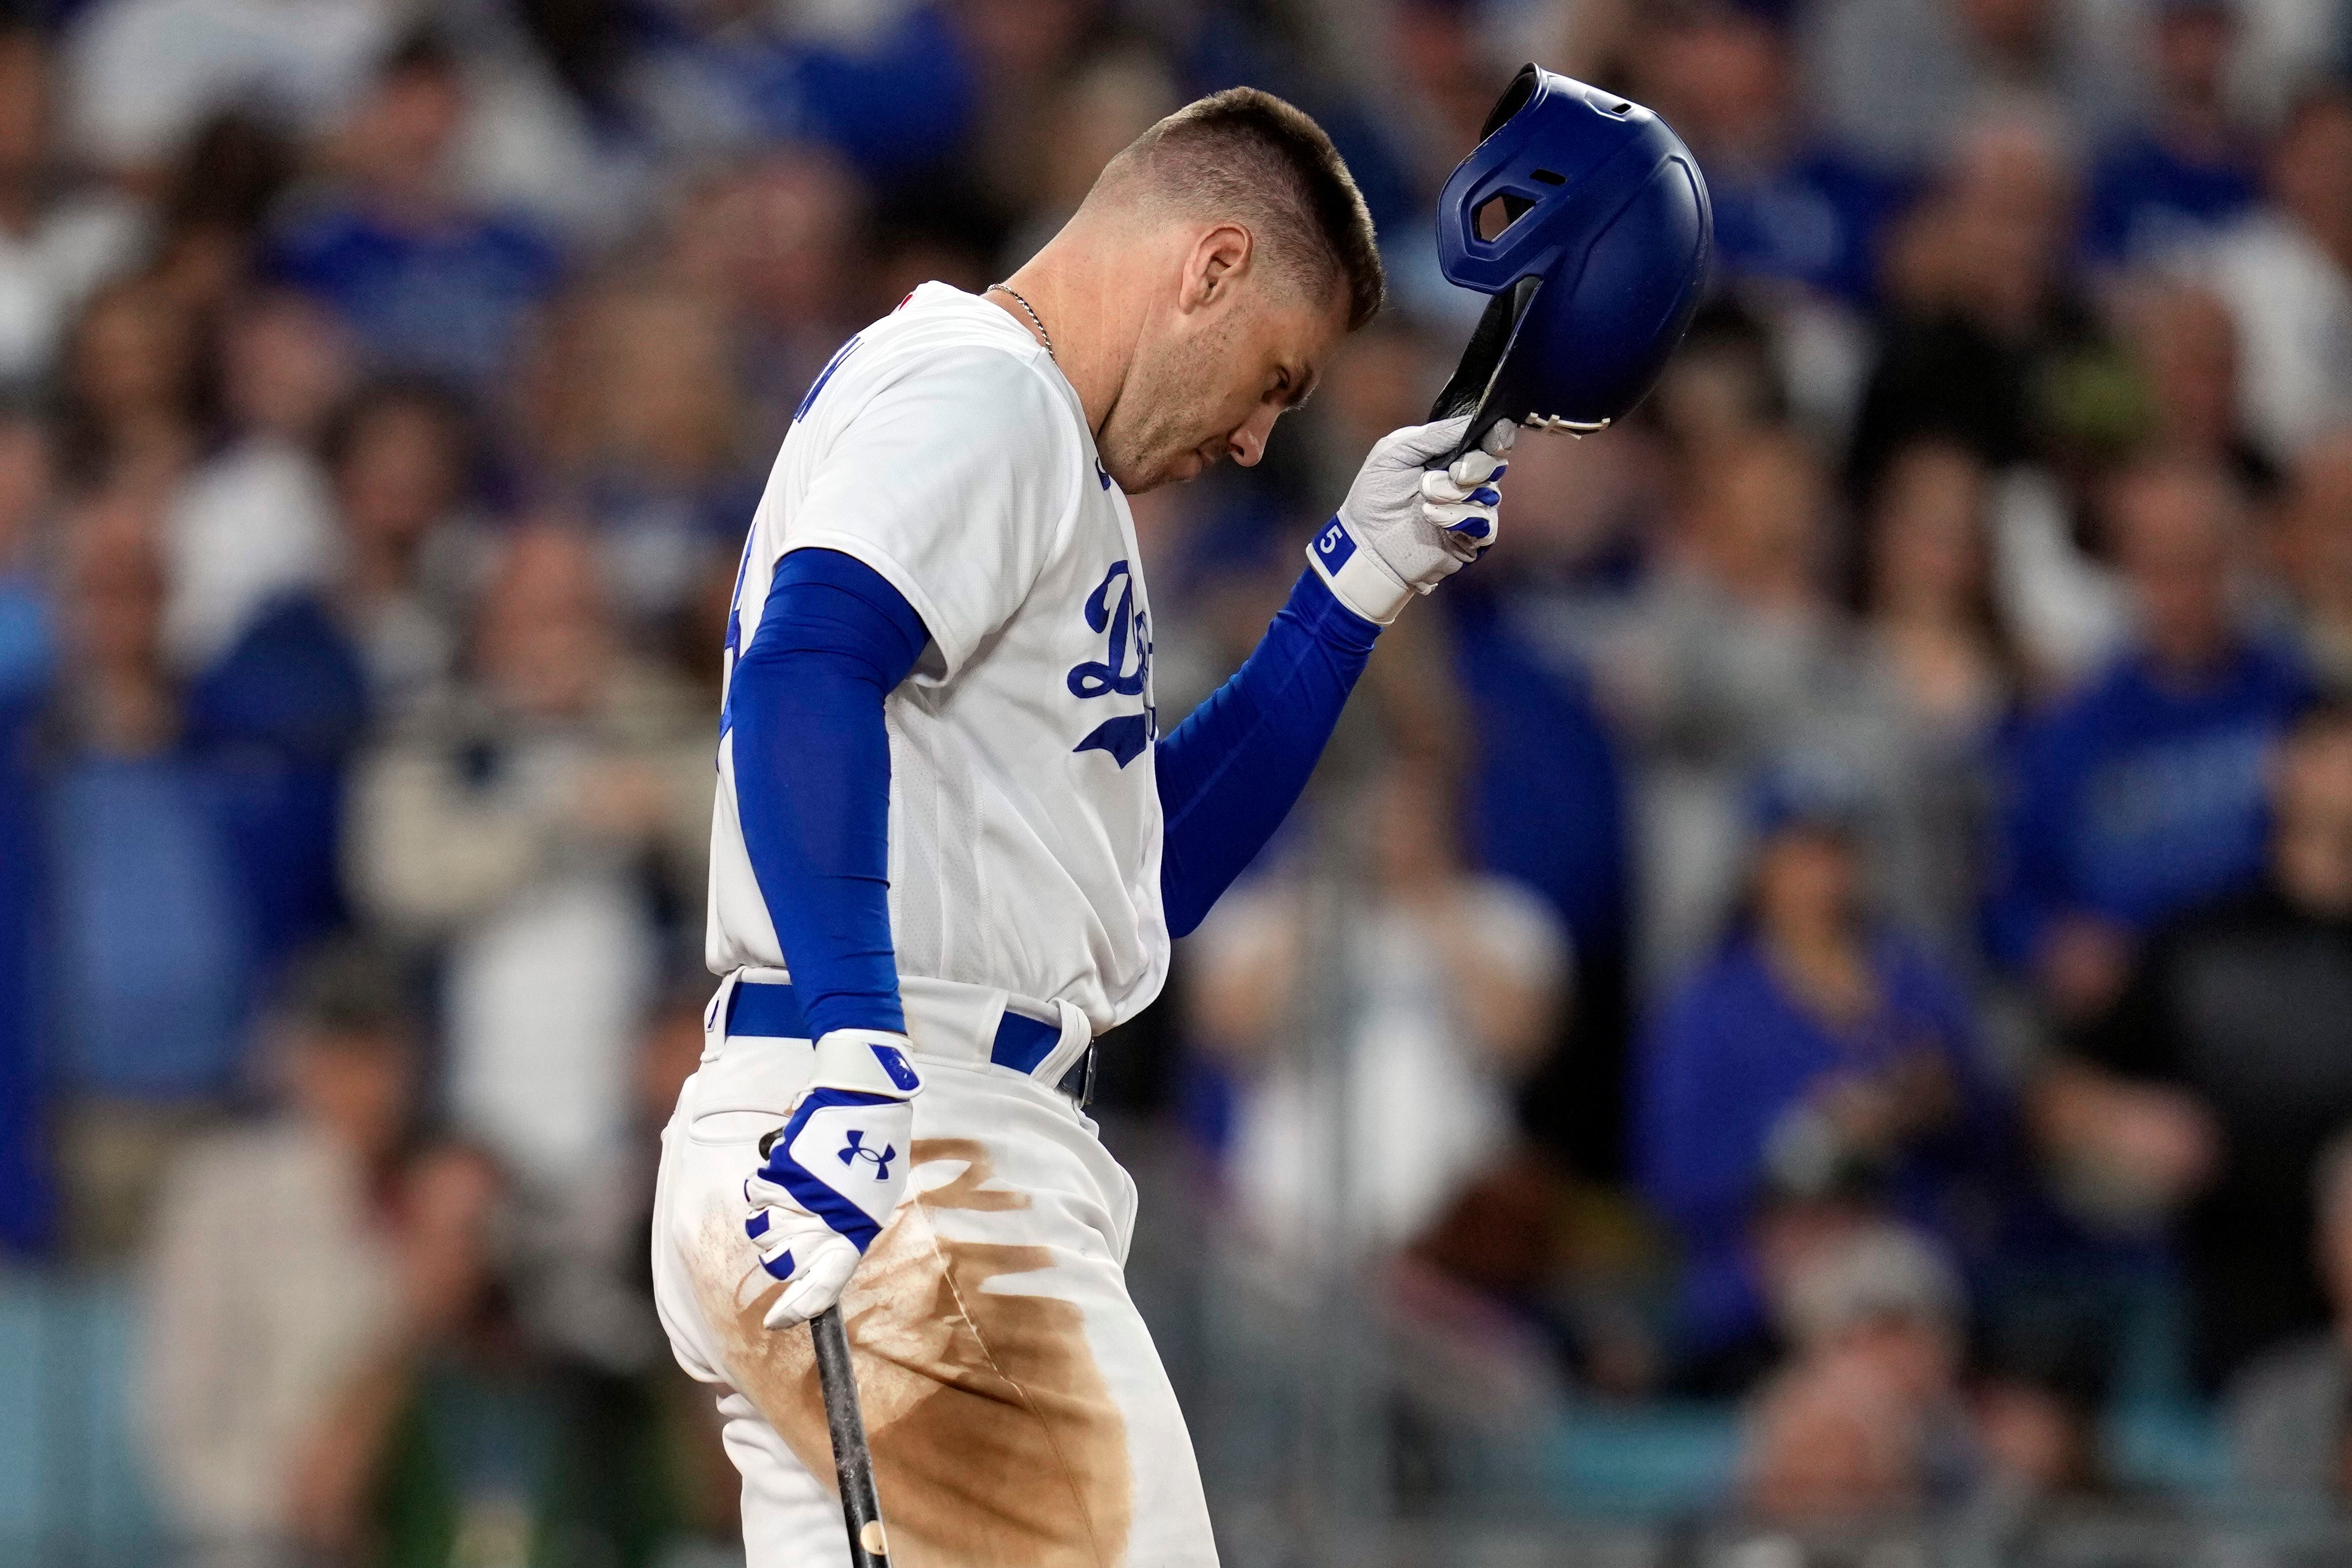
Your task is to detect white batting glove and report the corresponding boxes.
[742,1029,923,1330]
[1308,415,1514,624]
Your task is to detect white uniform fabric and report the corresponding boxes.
[675,284,1208,1564]
[652,996,1217,1568]
[705,282,1168,1037]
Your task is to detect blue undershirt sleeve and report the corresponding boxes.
[1156,566,1383,939]
[729,547,928,1041]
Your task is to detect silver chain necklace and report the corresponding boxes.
[987,283,1054,361]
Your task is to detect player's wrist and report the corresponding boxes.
[1305,513,1414,625]
[808,1028,924,1100]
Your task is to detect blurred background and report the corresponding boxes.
[13,0,2352,1563]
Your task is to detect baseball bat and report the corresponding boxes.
[811,1303,893,1568]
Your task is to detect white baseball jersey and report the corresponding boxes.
[706,283,1168,1034]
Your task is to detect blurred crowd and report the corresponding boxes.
[13,0,2352,1560]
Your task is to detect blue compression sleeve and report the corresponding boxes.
[1156,567,1382,938]
[728,548,928,1040]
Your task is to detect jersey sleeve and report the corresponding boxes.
[786,345,1084,680]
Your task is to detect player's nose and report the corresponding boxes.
[1227,406,1278,467]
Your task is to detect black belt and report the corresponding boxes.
[726,979,1099,1111]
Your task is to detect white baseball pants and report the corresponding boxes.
[650,974,1219,1568]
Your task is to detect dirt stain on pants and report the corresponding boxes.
[694,1137,1134,1568]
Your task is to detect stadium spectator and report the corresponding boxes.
[2227,1133,2352,1506]
[160,290,349,673]
[1450,578,1635,1176]
[2040,703,2352,1387]
[1638,767,2003,1387]
[1804,0,2145,176]
[2123,279,2273,498]
[347,525,708,1189]
[138,942,417,1563]
[1862,440,2013,743]
[2082,0,2258,269]
[520,978,709,1376]
[56,276,202,491]
[142,111,297,323]
[0,22,144,389]
[1189,753,1570,1256]
[60,0,396,180]
[151,299,376,976]
[1601,430,1858,980]
[1990,458,2308,1020]
[265,30,563,389]
[647,146,867,443]
[625,0,976,183]
[1847,114,2111,497]
[284,1141,679,1566]
[41,492,253,1252]
[1648,302,1793,478]
[1639,0,1904,309]
[2274,431,2352,696]
[44,469,363,1258]
[0,404,52,1255]
[1739,1224,1978,1520]
[554,282,758,625]
[2199,85,2352,466]
[322,377,479,720]
[1853,439,2015,957]
[423,0,660,251]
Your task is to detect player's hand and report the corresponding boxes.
[1310,415,1513,623]
[742,1028,923,1330]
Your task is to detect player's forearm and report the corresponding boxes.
[1156,566,1379,937]
[730,550,928,1040]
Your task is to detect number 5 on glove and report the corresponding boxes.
[743,1028,923,1330]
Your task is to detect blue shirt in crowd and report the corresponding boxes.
[45,594,367,1104]
[2082,131,2259,269]
[265,205,564,388]
[1637,930,2001,1361]
[1988,640,2310,972]
[46,755,255,1100]
[0,571,53,1252]
[1452,588,1630,968]
[1705,145,1909,307]
[184,595,370,972]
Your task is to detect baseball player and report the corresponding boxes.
[651,89,1509,1566]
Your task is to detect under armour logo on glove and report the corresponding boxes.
[838,1130,895,1179]
[740,1028,923,1331]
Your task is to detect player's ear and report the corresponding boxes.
[1183,223,1253,313]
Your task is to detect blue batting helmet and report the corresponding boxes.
[1428,66,1713,453]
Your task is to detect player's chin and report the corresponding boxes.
[1168,443,1226,486]
[1120,451,1196,494]
[1117,437,1225,493]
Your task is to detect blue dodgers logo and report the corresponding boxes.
[1068,559,1156,767]
[838,1130,895,1179]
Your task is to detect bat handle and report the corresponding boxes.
[811,1304,893,1568]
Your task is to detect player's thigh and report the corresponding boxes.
[655,1084,861,1567]
[886,1079,1217,1567]
[719,1391,853,1568]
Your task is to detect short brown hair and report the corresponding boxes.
[1097,87,1385,330]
